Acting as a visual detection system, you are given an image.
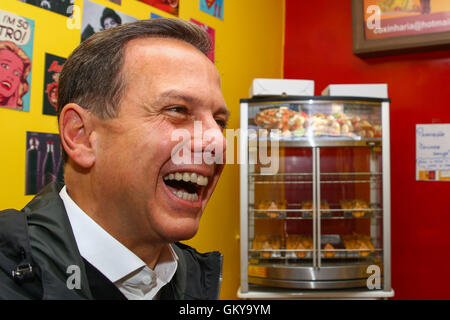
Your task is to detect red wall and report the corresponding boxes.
[284,0,450,299]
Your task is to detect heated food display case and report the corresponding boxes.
[238,96,394,299]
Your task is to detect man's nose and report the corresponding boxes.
[191,118,226,154]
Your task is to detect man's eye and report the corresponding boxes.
[167,106,188,114]
[216,119,227,130]
[1,63,9,69]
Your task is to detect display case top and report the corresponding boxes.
[240,96,390,103]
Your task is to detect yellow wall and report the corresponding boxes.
[0,0,284,299]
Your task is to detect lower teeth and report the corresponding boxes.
[172,190,198,202]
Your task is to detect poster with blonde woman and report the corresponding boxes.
[0,9,34,112]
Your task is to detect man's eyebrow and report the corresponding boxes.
[157,90,201,105]
[157,90,229,117]
[216,107,230,119]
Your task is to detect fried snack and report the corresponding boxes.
[320,200,331,215]
[323,243,336,258]
[286,235,313,258]
[340,199,369,217]
[266,201,279,218]
[301,200,330,216]
[256,199,287,218]
[301,200,313,216]
[342,233,375,257]
[352,199,369,218]
[252,235,281,258]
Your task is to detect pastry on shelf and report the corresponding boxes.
[301,200,313,216]
[252,235,281,258]
[323,243,336,258]
[342,233,375,257]
[301,200,330,216]
[340,199,369,218]
[266,201,280,218]
[255,199,286,218]
[319,200,331,215]
[352,199,369,218]
[286,235,313,258]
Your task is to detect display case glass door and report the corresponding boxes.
[317,146,384,285]
[248,134,316,280]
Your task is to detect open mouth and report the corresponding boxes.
[163,172,209,202]
[1,81,11,90]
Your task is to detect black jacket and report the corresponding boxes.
[0,183,222,300]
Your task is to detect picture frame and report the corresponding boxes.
[352,0,450,57]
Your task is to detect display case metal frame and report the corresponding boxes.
[239,96,394,299]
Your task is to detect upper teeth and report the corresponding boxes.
[2,82,11,88]
[164,172,209,186]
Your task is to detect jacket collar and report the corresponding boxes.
[23,182,93,299]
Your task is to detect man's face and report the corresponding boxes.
[92,38,228,243]
[0,49,24,100]
[103,17,119,30]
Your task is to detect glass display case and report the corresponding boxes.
[239,96,393,298]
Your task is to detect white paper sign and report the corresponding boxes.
[416,124,450,181]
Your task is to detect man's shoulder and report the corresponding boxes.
[171,242,223,300]
[0,208,42,299]
[0,183,91,300]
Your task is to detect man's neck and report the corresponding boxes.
[65,181,165,270]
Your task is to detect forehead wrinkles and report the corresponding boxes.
[121,38,221,103]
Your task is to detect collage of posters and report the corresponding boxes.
[0,9,34,112]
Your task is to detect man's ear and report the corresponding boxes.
[59,103,96,169]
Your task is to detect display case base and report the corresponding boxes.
[238,286,395,300]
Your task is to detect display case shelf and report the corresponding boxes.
[252,213,383,220]
[249,248,382,259]
[249,137,382,148]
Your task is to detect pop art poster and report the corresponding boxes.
[151,13,163,18]
[43,53,66,116]
[0,10,34,112]
[25,132,63,195]
[190,19,215,62]
[139,0,179,17]
[81,0,138,42]
[200,0,223,20]
[18,0,74,17]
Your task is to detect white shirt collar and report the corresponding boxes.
[59,186,178,292]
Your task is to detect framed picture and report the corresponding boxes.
[352,0,450,57]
